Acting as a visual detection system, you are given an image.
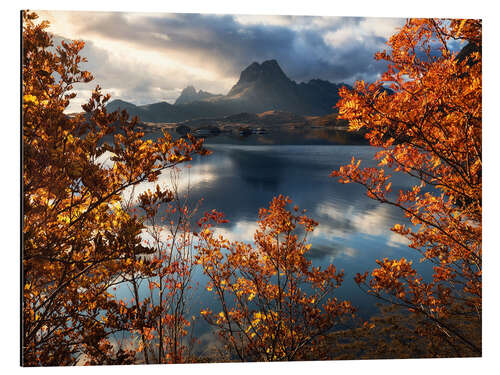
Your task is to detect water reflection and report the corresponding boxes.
[182,144,432,316]
[111,141,433,350]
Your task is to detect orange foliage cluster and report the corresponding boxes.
[22,11,208,365]
[332,19,481,354]
[196,196,355,361]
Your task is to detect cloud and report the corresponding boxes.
[51,33,233,112]
[38,10,404,110]
[75,12,399,82]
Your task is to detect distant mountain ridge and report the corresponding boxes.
[106,59,351,122]
[174,86,220,105]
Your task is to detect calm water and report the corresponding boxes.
[110,132,433,352]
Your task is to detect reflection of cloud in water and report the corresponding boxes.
[307,243,357,263]
[212,220,259,243]
[94,150,115,169]
[209,219,360,263]
[312,222,350,240]
[316,202,393,236]
[387,232,410,248]
[351,205,394,237]
[313,201,411,250]
[210,220,359,264]
[94,151,232,204]
[121,161,227,203]
[313,202,356,239]
[140,225,177,247]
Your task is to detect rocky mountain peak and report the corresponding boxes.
[182,85,197,95]
[227,59,292,98]
[175,85,217,105]
[237,59,288,84]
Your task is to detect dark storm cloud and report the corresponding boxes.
[76,12,397,85]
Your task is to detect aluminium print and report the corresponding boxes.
[22,9,481,366]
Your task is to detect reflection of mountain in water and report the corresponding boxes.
[227,148,286,192]
[178,146,412,236]
[202,127,368,146]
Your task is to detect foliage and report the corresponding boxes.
[331,18,481,355]
[22,11,208,365]
[196,196,355,361]
[122,170,201,364]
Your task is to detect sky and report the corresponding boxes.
[37,10,406,112]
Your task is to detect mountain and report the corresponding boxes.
[227,60,294,98]
[106,60,350,122]
[105,99,139,113]
[106,99,187,122]
[174,86,220,105]
[222,59,346,115]
[223,60,303,113]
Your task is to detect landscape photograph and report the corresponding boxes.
[21,7,482,367]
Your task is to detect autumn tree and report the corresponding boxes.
[331,19,481,355]
[22,11,208,365]
[120,169,202,364]
[196,196,355,361]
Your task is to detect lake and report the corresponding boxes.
[111,130,433,354]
